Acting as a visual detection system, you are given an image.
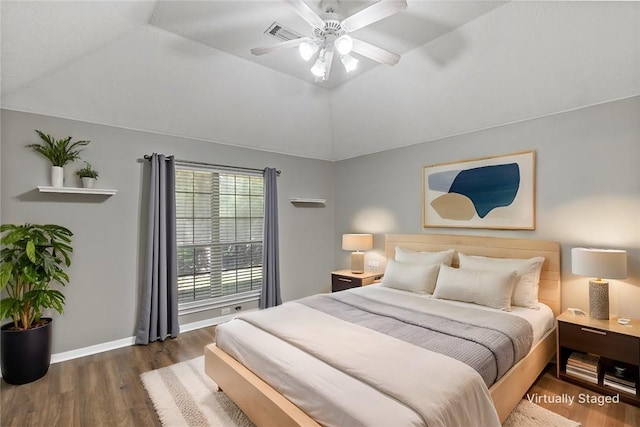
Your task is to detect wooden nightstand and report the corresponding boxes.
[556,310,640,404]
[331,270,383,292]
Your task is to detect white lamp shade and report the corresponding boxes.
[310,56,326,77]
[342,234,373,251]
[340,54,358,73]
[334,35,353,55]
[571,248,627,279]
[299,42,318,61]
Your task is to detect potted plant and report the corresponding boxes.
[76,161,99,189]
[26,130,90,188]
[0,224,73,384]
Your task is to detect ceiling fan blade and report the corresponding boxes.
[341,0,407,32]
[351,38,400,65]
[284,0,325,29]
[251,37,311,56]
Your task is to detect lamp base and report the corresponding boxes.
[350,252,365,274]
[589,279,609,320]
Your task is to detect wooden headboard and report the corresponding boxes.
[385,234,562,316]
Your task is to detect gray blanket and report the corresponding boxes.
[298,291,533,386]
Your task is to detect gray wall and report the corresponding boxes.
[334,96,640,319]
[1,110,335,353]
[2,96,639,356]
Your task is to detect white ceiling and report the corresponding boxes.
[1,1,157,96]
[1,1,639,161]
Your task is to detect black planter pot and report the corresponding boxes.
[1,318,53,385]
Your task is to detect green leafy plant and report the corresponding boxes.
[75,161,99,179]
[26,130,90,167]
[0,224,73,330]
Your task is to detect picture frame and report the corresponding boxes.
[422,150,535,229]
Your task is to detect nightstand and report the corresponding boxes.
[331,270,383,292]
[556,311,640,405]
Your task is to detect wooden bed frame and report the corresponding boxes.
[205,233,561,426]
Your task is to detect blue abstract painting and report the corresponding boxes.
[423,151,535,229]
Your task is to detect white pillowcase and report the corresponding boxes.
[458,253,545,309]
[380,259,441,294]
[432,265,517,311]
[395,247,455,267]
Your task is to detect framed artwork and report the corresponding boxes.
[422,151,535,229]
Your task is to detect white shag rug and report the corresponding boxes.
[503,399,580,427]
[141,356,580,427]
[141,356,254,427]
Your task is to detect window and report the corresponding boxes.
[175,165,264,314]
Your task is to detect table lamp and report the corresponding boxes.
[342,234,373,274]
[571,247,627,320]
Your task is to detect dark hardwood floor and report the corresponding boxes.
[2,326,638,426]
[1,327,216,427]
[526,366,639,427]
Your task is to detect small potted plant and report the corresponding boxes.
[76,161,99,188]
[0,223,73,384]
[26,130,90,188]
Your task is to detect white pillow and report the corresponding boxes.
[432,265,517,311]
[380,259,441,294]
[458,253,545,309]
[395,247,455,267]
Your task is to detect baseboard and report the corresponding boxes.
[48,311,257,365]
[50,336,136,364]
[178,309,257,333]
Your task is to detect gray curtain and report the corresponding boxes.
[135,153,180,344]
[259,167,281,309]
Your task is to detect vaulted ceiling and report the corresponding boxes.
[148,1,505,89]
[2,1,639,161]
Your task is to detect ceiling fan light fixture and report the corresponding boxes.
[310,53,327,78]
[299,41,318,61]
[334,35,353,55]
[340,53,358,73]
[251,0,407,83]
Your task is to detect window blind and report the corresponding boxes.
[175,166,264,308]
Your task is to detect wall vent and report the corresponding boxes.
[264,22,304,42]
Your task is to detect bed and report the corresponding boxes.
[205,233,561,426]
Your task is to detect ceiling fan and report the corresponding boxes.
[251,0,408,82]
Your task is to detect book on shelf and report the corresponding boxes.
[567,352,599,363]
[565,366,598,384]
[567,362,597,372]
[604,373,636,388]
[567,352,599,371]
[566,364,597,376]
[604,378,636,394]
[566,364,597,377]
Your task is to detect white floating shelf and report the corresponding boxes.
[289,197,326,205]
[37,186,117,196]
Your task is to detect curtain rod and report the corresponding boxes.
[142,155,281,175]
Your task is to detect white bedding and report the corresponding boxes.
[215,285,555,427]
